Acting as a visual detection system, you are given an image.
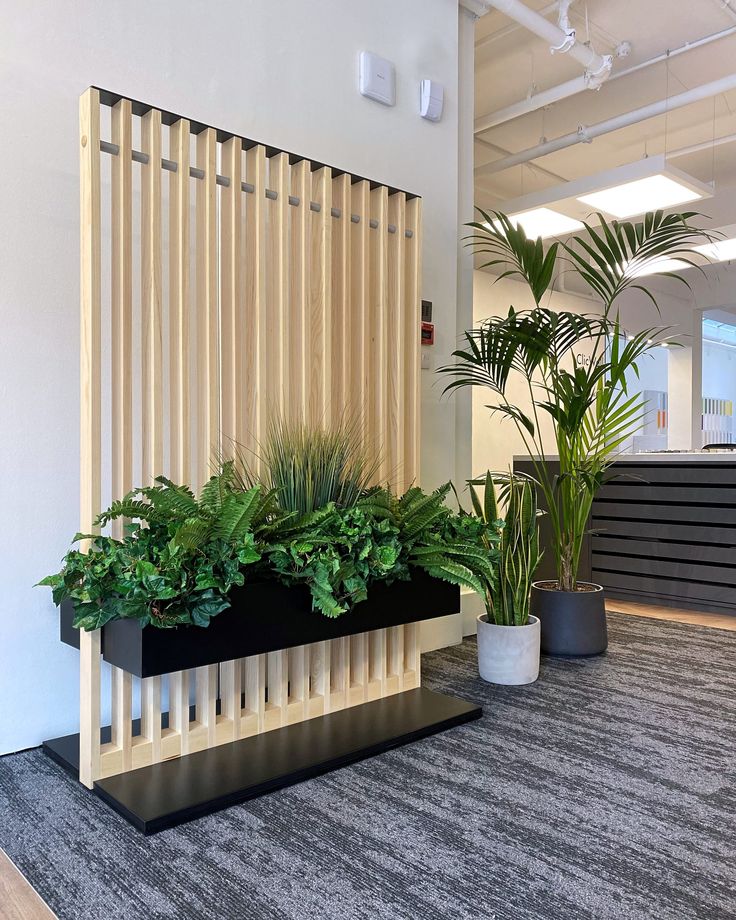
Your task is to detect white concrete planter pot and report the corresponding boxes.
[476,614,541,686]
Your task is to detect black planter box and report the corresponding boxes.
[59,570,460,678]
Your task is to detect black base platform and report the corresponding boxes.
[43,687,482,834]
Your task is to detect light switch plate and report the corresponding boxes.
[359,51,396,106]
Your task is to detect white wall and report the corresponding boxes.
[0,0,462,753]
[471,271,597,477]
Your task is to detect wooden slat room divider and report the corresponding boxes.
[77,87,423,787]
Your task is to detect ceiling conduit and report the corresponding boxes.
[475,71,736,174]
[475,26,736,135]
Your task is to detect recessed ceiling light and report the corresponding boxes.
[694,237,736,262]
[628,257,691,278]
[577,175,703,219]
[507,207,584,239]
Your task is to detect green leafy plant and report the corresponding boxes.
[441,208,713,592]
[361,483,501,600]
[39,467,266,630]
[42,396,512,629]
[40,468,500,628]
[258,503,404,618]
[466,472,541,626]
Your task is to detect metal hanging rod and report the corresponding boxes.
[99,140,413,238]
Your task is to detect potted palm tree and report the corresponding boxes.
[464,471,542,685]
[441,210,711,656]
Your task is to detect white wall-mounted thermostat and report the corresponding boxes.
[419,79,444,122]
[359,51,396,107]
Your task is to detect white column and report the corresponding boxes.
[667,345,694,450]
[422,2,484,652]
[691,310,704,450]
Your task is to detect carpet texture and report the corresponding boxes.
[0,613,734,920]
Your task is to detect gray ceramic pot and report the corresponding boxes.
[476,614,541,685]
[530,582,607,656]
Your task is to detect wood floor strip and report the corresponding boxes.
[0,848,56,919]
[606,600,736,632]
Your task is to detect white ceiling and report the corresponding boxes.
[474,0,736,211]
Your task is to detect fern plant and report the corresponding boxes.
[39,467,267,630]
[359,484,501,600]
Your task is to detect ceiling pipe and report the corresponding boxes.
[475,25,736,135]
[484,0,612,76]
[475,72,736,174]
[475,135,568,183]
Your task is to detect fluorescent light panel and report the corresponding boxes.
[695,237,736,262]
[490,156,713,230]
[577,174,703,219]
[507,207,584,240]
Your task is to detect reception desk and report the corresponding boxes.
[514,454,736,615]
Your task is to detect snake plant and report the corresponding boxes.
[468,472,541,627]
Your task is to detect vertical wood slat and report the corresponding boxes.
[287,646,309,723]
[309,167,332,422]
[141,108,163,486]
[110,667,132,771]
[331,173,351,422]
[79,88,102,789]
[386,625,403,694]
[265,650,288,730]
[350,181,370,446]
[329,637,350,711]
[309,641,330,716]
[267,152,289,417]
[220,137,242,447]
[196,128,219,488]
[169,670,190,757]
[289,160,310,419]
[140,675,162,762]
[108,97,135,780]
[349,633,368,706]
[195,664,218,748]
[403,623,420,690]
[400,200,422,699]
[369,187,389,478]
[387,193,406,489]
[404,197,423,485]
[245,654,266,732]
[110,98,133,531]
[244,146,267,457]
[367,629,386,702]
[220,659,242,742]
[169,118,191,484]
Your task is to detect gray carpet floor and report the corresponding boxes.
[0,613,734,920]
